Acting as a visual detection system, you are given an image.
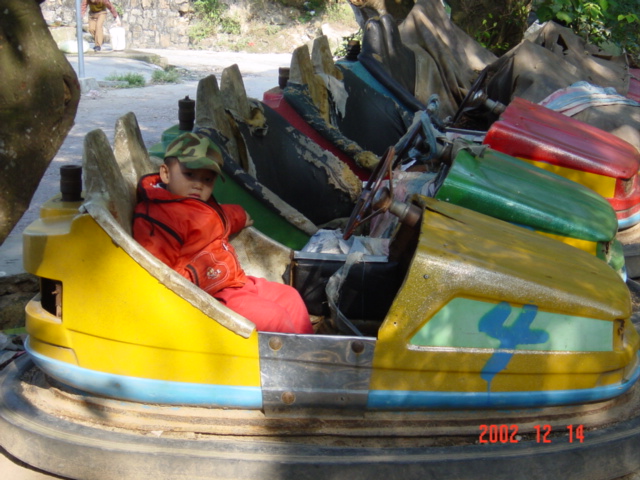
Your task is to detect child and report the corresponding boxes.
[133,132,313,334]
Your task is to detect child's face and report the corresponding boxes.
[160,161,217,201]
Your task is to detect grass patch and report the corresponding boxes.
[2,327,26,335]
[104,72,146,88]
[333,29,363,58]
[151,68,182,84]
[265,24,282,35]
[324,1,354,24]
[190,0,242,43]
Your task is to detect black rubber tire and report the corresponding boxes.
[2,356,640,480]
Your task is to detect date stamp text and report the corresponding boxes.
[478,424,585,444]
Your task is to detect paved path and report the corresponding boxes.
[0,49,289,279]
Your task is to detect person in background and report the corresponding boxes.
[133,133,314,334]
[80,0,120,52]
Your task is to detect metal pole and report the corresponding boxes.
[75,0,85,78]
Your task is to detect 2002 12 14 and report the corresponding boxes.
[478,424,585,443]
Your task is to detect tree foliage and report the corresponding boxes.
[534,0,640,62]
[345,0,639,64]
[447,0,532,55]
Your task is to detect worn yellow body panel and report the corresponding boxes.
[537,232,598,256]
[23,194,639,404]
[371,197,637,393]
[522,158,617,199]
[24,206,260,387]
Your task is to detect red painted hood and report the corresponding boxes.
[484,97,640,180]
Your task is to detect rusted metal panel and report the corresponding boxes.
[259,333,375,414]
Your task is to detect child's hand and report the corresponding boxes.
[245,213,254,227]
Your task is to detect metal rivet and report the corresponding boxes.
[351,340,365,354]
[281,391,296,405]
[268,337,283,351]
[423,274,430,279]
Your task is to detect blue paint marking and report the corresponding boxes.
[26,340,263,408]
[478,302,549,389]
[367,359,640,409]
[619,211,640,230]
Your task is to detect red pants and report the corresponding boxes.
[214,276,313,334]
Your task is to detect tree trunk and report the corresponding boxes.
[0,0,80,245]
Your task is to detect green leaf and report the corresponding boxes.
[584,3,604,16]
[536,5,553,21]
[556,11,574,23]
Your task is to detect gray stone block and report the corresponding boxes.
[78,77,100,93]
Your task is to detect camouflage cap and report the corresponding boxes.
[164,132,223,175]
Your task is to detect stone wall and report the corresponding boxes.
[40,1,359,54]
[40,0,195,49]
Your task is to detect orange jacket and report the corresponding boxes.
[133,173,248,295]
